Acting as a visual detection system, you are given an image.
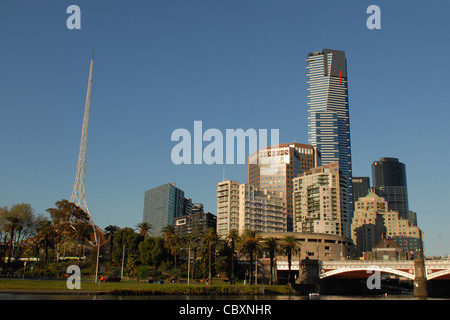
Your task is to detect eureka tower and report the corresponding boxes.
[306,49,353,218]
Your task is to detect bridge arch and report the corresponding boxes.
[427,269,450,280]
[321,266,415,280]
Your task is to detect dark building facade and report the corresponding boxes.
[174,212,217,235]
[352,177,370,203]
[372,157,409,220]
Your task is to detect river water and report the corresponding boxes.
[0,293,445,300]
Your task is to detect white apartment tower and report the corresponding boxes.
[293,162,351,238]
[217,180,286,237]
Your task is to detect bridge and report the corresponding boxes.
[320,260,450,280]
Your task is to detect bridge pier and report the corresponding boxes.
[295,258,321,293]
[413,257,428,297]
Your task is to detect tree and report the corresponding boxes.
[46,200,91,262]
[112,227,141,267]
[280,235,301,287]
[0,203,36,263]
[104,225,120,262]
[36,218,56,265]
[227,229,240,285]
[239,229,262,285]
[136,222,153,239]
[202,227,219,285]
[162,225,182,270]
[264,237,279,285]
[138,237,165,268]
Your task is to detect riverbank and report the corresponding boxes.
[0,279,294,296]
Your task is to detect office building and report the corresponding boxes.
[174,211,217,235]
[293,162,351,238]
[372,157,409,219]
[217,180,286,237]
[352,177,370,203]
[352,188,423,258]
[247,142,318,231]
[142,183,185,235]
[192,203,204,214]
[306,49,353,216]
[351,189,388,257]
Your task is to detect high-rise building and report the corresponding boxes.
[306,49,353,215]
[247,143,318,231]
[174,211,217,236]
[143,183,185,235]
[293,162,351,238]
[372,157,409,220]
[192,203,204,214]
[217,180,286,237]
[352,177,370,203]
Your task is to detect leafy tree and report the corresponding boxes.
[46,200,91,262]
[138,237,165,268]
[239,229,262,285]
[112,227,141,268]
[280,235,301,287]
[1,203,35,263]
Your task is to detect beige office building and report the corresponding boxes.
[352,188,423,258]
[293,162,351,238]
[217,180,286,237]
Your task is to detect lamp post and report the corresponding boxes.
[181,246,191,284]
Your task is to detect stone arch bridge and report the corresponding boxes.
[320,260,450,280]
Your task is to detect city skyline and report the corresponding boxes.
[1,1,450,256]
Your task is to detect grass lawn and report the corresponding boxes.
[0,279,293,295]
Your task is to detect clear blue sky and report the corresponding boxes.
[1,0,449,255]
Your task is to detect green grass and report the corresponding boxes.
[0,279,293,295]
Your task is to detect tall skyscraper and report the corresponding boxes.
[306,49,353,215]
[143,183,186,235]
[247,142,319,231]
[372,157,409,220]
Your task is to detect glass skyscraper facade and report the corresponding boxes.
[143,183,185,235]
[306,49,353,216]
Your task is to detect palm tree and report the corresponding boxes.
[162,225,180,270]
[104,225,120,262]
[136,222,153,239]
[239,229,262,285]
[227,229,239,285]
[36,219,55,265]
[202,227,219,285]
[4,215,23,263]
[264,237,279,285]
[280,235,301,287]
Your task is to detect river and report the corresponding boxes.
[0,293,445,300]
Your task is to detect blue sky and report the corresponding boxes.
[1,0,449,255]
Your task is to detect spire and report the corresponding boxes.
[71,52,98,249]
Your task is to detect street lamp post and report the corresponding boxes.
[181,246,191,284]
